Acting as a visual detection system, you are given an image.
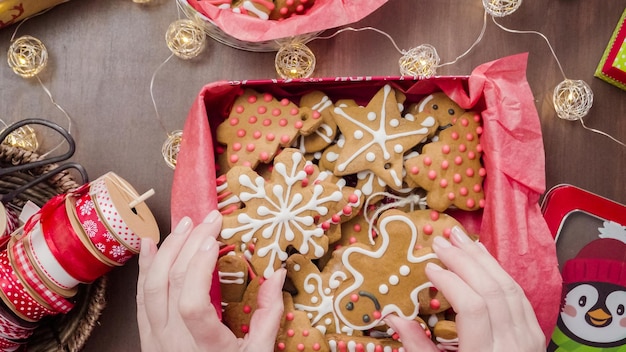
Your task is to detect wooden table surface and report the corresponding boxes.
[0,0,625,350]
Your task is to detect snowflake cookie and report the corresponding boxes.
[220,148,360,279]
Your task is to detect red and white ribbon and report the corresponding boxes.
[25,220,83,290]
[72,193,133,265]
[89,178,141,252]
[0,250,56,322]
[9,239,74,314]
[0,304,36,341]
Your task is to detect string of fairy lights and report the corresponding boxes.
[4,0,625,170]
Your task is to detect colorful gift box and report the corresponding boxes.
[172,53,563,344]
[542,184,626,351]
[595,8,626,91]
[0,0,68,29]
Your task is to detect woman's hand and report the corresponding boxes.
[136,211,286,352]
[385,226,545,352]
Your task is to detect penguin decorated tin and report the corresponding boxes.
[542,184,626,352]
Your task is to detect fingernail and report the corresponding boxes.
[173,216,192,235]
[426,262,443,272]
[433,235,451,249]
[451,226,469,244]
[200,236,216,251]
[202,210,221,224]
[140,237,154,255]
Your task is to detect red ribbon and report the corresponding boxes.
[36,194,111,283]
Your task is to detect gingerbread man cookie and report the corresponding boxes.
[276,292,330,352]
[331,84,437,190]
[404,111,486,211]
[405,92,465,134]
[332,209,446,330]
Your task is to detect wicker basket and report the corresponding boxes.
[0,143,107,352]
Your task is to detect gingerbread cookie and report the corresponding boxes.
[405,92,465,134]
[326,333,403,352]
[218,252,250,303]
[220,148,359,278]
[332,209,446,330]
[231,0,274,20]
[294,91,337,154]
[331,84,437,190]
[433,320,459,351]
[270,0,316,20]
[216,89,323,170]
[221,275,262,338]
[404,111,486,211]
[276,292,330,351]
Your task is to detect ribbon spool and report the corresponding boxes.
[275,42,316,79]
[89,172,160,251]
[7,35,48,79]
[0,203,19,249]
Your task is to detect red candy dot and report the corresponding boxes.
[476,126,484,134]
[447,192,455,200]
[253,131,262,139]
[263,93,272,102]
[423,224,433,235]
[232,142,242,151]
[280,7,288,14]
[458,144,467,152]
[297,343,305,351]
[248,116,257,124]
[312,111,321,119]
[356,344,365,352]
[259,152,269,161]
[454,156,463,165]
[442,144,451,154]
[468,151,476,159]
[332,214,341,223]
[453,173,462,183]
[443,228,451,238]
[280,98,289,105]
[476,144,483,153]
[350,293,359,302]
[277,342,286,350]
[263,119,272,126]
[466,168,474,177]
[473,184,482,192]
[230,118,239,126]
[241,325,249,333]
[247,95,257,104]
[313,343,321,351]
[461,118,469,126]
[427,170,437,180]
[439,179,448,188]
[479,199,486,208]
[246,143,255,152]
[243,305,251,314]
[287,329,295,337]
[321,222,330,230]
[280,135,291,144]
[296,4,304,11]
[410,166,419,175]
[302,330,309,337]
[460,187,469,196]
[466,133,474,141]
[479,167,487,176]
[372,311,381,319]
[294,120,303,129]
[349,194,359,204]
[349,236,357,244]
[342,205,353,216]
[290,107,299,115]
[237,129,246,137]
[430,298,441,310]
[423,156,432,166]
[353,224,361,232]
[257,106,267,114]
[272,108,282,116]
[230,155,239,163]
[266,133,275,141]
[466,198,476,208]
[286,312,294,321]
[441,160,449,170]
[235,105,244,113]
[430,210,439,221]
[304,164,315,175]
[451,131,459,140]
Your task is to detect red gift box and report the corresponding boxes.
[172,53,562,342]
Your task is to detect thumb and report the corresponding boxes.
[384,314,439,352]
[243,269,286,350]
